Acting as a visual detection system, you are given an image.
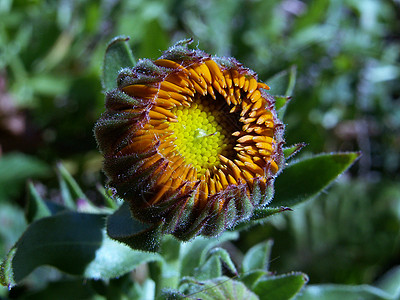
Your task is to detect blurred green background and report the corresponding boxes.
[1,0,399,296]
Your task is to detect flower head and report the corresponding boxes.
[95,40,285,240]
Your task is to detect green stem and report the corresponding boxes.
[150,237,182,298]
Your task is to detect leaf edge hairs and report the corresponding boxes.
[95,39,285,241]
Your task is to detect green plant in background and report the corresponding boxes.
[239,178,400,285]
[1,37,398,300]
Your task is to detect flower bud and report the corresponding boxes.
[95,40,285,240]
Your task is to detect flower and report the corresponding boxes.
[95,40,285,240]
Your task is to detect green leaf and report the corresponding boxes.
[267,66,297,97]
[268,65,297,119]
[0,211,163,287]
[131,279,157,300]
[57,163,87,201]
[0,248,16,288]
[56,164,102,213]
[273,152,361,207]
[102,35,136,91]
[25,181,51,223]
[194,247,237,280]
[106,202,163,252]
[207,248,237,276]
[250,206,293,221]
[0,203,26,259]
[57,164,76,210]
[194,255,222,280]
[1,212,106,287]
[0,153,51,201]
[180,231,238,277]
[375,265,400,299]
[161,288,187,300]
[275,95,292,119]
[296,284,394,300]
[242,240,274,274]
[283,143,307,160]
[57,163,90,210]
[252,272,309,300]
[235,207,292,230]
[181,276,259,300]
[240,270,267,290]
[84,229,163,280]
[285,65,297,97]
[17,279,96,300]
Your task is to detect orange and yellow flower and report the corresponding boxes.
[95,40,285,240]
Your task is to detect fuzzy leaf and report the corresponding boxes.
[84,230,163,280]
[296,284,395,300]
[240,270,267,290]
[181,276,258,300]
[161,289,186,299]
[194,247,238,281]
[180,231,238,277]
[273,152,361,207]
[252,272,309,300]
[195,255,222,280]
[1,212,106,287]
[0,248,16,288]
[283,143,307,160]
[102,36,136,91]
[234,207,292,231]
[242,240,274,274]
[106,202,163,252]
[0,211,163,287]
[207,248,237,276]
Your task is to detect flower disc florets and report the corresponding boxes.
[95,40,285,240]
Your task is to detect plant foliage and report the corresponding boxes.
[1,0,399,298]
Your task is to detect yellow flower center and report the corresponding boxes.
[168,97,235,176]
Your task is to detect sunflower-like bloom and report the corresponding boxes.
[95,40,285,240]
